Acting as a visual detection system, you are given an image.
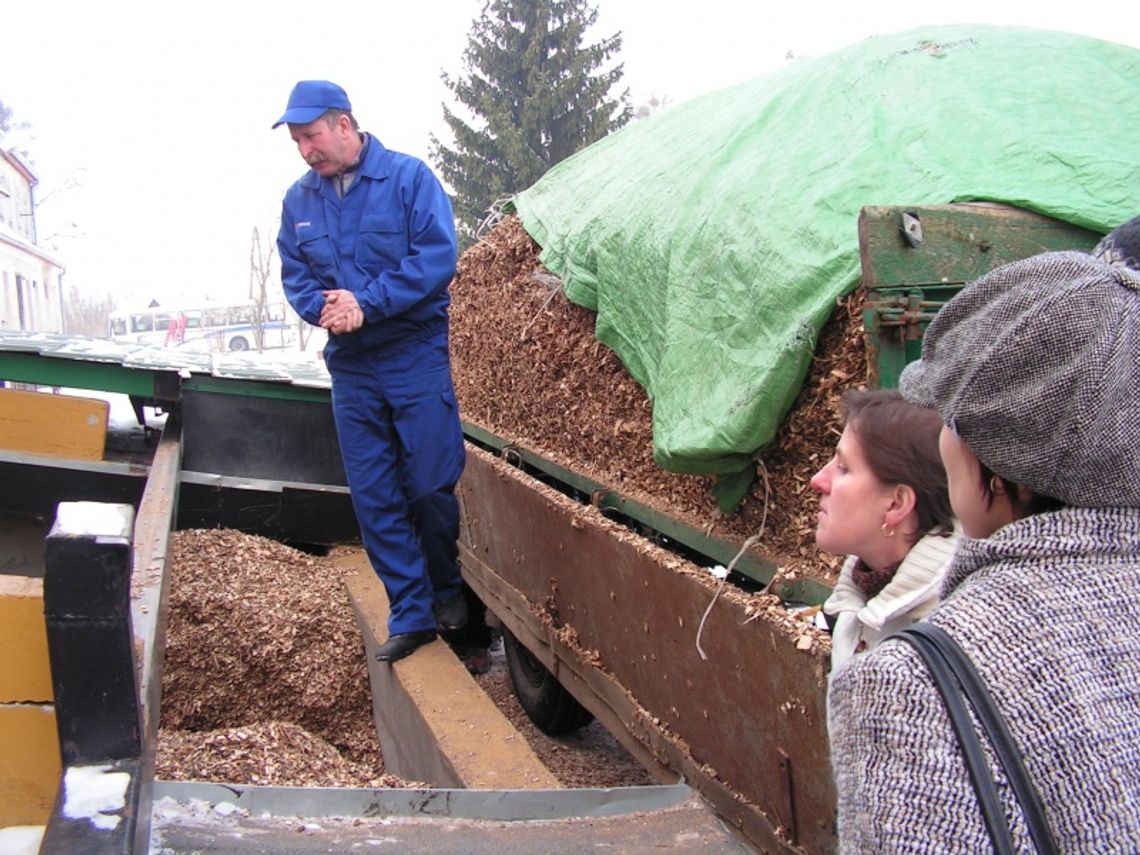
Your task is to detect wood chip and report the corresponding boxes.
[158,530,651,789]
[157,530,400,787]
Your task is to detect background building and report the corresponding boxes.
[0,149,64,333]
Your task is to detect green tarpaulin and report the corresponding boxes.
[512,24,1140,483]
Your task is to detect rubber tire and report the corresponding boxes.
[228,335,249,352]
[502,626,594,735]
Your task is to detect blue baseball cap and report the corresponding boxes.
[272,80,352,129]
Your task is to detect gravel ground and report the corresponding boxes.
[472,636,654,788]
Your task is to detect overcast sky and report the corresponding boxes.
[2,0,1137,311]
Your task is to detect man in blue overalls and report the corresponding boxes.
[274,80,467,662]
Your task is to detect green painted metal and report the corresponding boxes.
[859,204,1102,388]
[461,420,603,498]
[0,349,331,405]
[863,290,948,389]
[179,374,330,404]
[0,349,175,400]
[0,330,333,406]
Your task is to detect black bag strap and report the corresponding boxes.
[896,626,1016,854]
[895,624,1059,855]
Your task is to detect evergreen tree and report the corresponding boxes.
[431,0,631,243]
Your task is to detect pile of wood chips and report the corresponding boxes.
[157,530,410,788]
[450,216,868,588]
[157,721,405,789]
[158,529,645,789]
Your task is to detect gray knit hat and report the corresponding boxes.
[899,251,1140,507]
[1094,214,1140,271]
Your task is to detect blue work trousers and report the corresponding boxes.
[326,329,465,635]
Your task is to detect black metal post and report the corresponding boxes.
[40,502,141,854]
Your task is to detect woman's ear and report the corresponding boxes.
[989,474,1008,497]
[884,483,917,529]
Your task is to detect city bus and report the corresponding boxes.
[107,301,298,352]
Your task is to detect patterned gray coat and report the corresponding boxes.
[828,506,1140,853]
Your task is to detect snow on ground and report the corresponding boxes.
[0,826,45,855]
[56,386,164,431]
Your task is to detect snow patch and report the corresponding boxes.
[63,765,131,831]
[0,826,46,855]
[54,502,133,539]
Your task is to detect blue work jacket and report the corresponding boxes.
[277,134,458,357]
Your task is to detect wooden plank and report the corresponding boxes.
[0,703,60,827]
[129,419,181,855]
[858,202,1101,292]
[0,574,52,702]
[341,553,560,790]
[462,420,810,595]
[0,388,109,461]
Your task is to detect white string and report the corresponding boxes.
[475,197,514,241]
[519,274,565,341]
[695,459,770,661]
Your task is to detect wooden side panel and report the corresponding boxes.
[0,574,59,827]
[0,575,52,702]
[858,202,1101,292]
[858,203,1102,388]
[0,704,59,826]
[0,388,109,461]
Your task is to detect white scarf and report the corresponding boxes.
[823,529,960,670]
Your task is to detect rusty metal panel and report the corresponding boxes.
[458,445,835,853]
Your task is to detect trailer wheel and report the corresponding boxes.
[502,626,594,735]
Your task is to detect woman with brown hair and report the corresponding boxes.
[811,389,958,670]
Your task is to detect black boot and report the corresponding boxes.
[375,630,437,663]
[433,592,469,632]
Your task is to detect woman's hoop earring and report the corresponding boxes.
[881,523,895,538]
